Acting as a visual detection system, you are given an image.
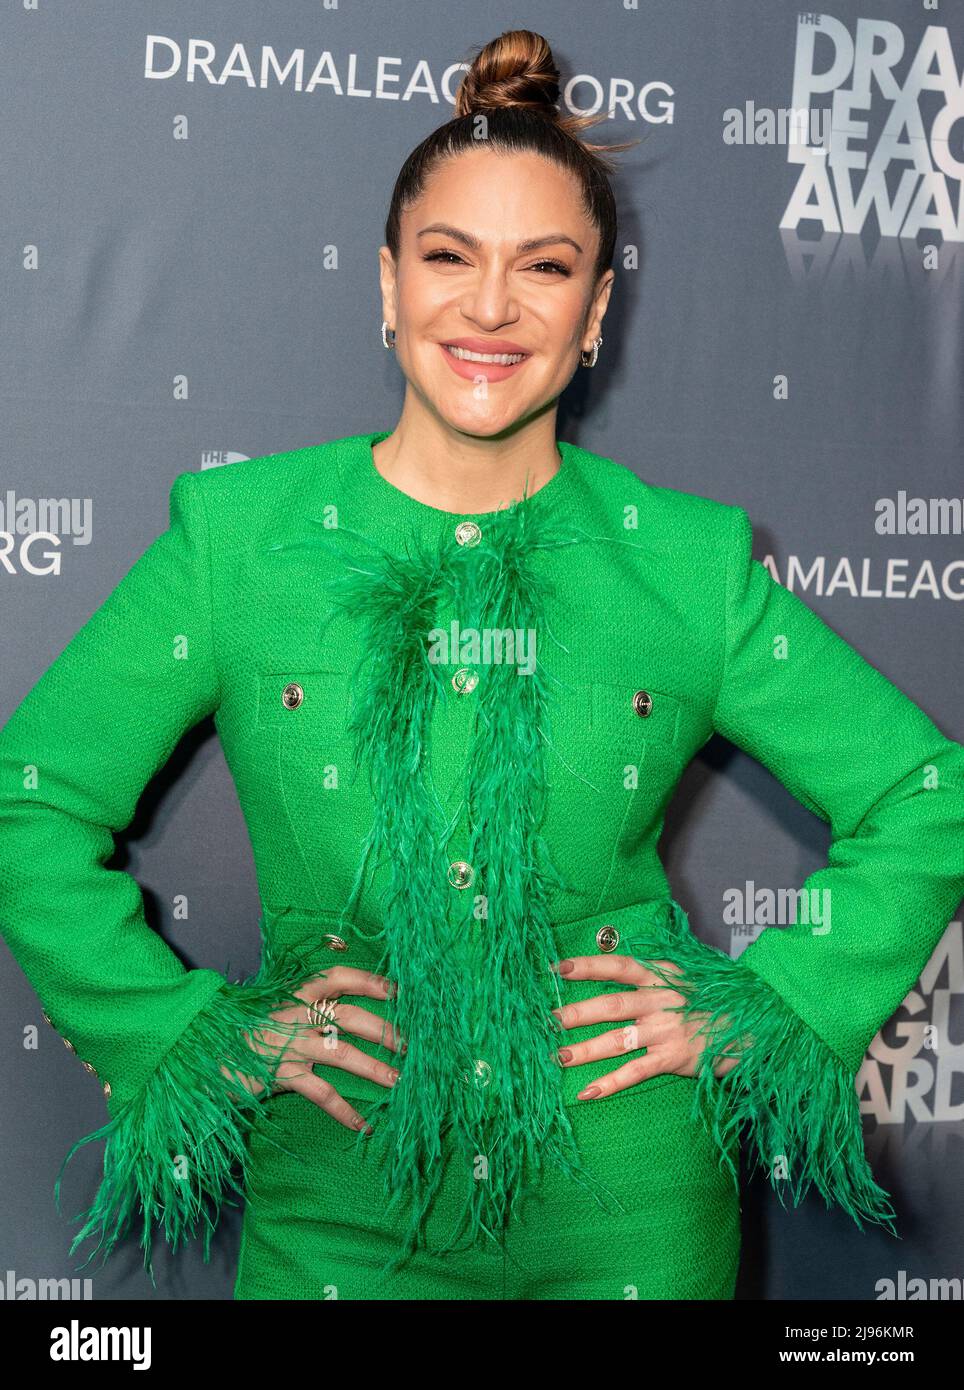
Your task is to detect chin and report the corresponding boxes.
[432,390,529,438]
[438,407,523,440]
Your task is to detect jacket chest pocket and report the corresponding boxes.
[560,680,684,771]
[257,668,354,743]
[256,667,372,912]
[258,667,360,794]
[542,680,686,888]
[591,680,688,810]
[588,681,682,756]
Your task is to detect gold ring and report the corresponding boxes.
[307,998,338,1030]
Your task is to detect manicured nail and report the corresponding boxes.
[556,960,574,974]
[558,1048,572,1063]
[578,1085,601,1100]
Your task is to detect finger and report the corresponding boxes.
[553,954,655,986]
[295,1031,402,1091]
[300,967,396,1002]
[553,989,666,1031]
[554,955,687,1011]
[321,1001,406,1053]
[283,1070,374,1134]
[558,1021,653,1067]
[300,996,404,1053]
[576,1050,678,1100]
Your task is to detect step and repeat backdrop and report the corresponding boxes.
[2,2,962,1300]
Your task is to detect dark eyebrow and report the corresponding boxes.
[416,222,583,256]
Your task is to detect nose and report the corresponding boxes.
[460,265,521,331]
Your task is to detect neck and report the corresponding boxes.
[371,406,562,514]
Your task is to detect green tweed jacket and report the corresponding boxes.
[1,429,962,1281]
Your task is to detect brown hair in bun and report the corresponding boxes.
[385,29,639,287]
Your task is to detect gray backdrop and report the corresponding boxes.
[1,1,962,1301]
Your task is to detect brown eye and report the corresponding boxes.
[529,260,571,276]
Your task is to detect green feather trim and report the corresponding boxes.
[625,901,898,1235]
[54,932,322,1285]
[271,494,627,1271]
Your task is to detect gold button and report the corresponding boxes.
[596,924,620,952]
[81,1060,98,1075]
[321,933,348,952]
[63,1037,76,1054]
[282,682,304,710]
[451,667,479,694]
[632,690,653,718]
[41,1009,53,1028]
[103,1081,112,1099]
[447,860,475,889]
[455,521,482,547]
[461,1059,492,1087]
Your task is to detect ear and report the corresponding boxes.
[584,269,615,348]
[377,246,398,333]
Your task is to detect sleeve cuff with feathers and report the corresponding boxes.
[53,943,318,1284]
[624,917,898,1235]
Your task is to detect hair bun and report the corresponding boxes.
[455,30,560,120]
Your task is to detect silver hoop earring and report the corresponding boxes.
[381,321,396,350]
[580,336,602,368]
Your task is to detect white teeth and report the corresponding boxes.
[445,346,526,365]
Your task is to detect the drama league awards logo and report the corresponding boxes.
[732,908,963,1126]
[782,14,963,241]
[860,921,964,1127]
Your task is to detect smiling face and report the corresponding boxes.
[379,146,614,437]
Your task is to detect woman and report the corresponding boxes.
[1,29,962,1301]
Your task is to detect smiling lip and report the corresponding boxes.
[439,338,531,382]
[442,337,529,355]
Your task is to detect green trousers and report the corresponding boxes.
[234,1071,741,1300]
